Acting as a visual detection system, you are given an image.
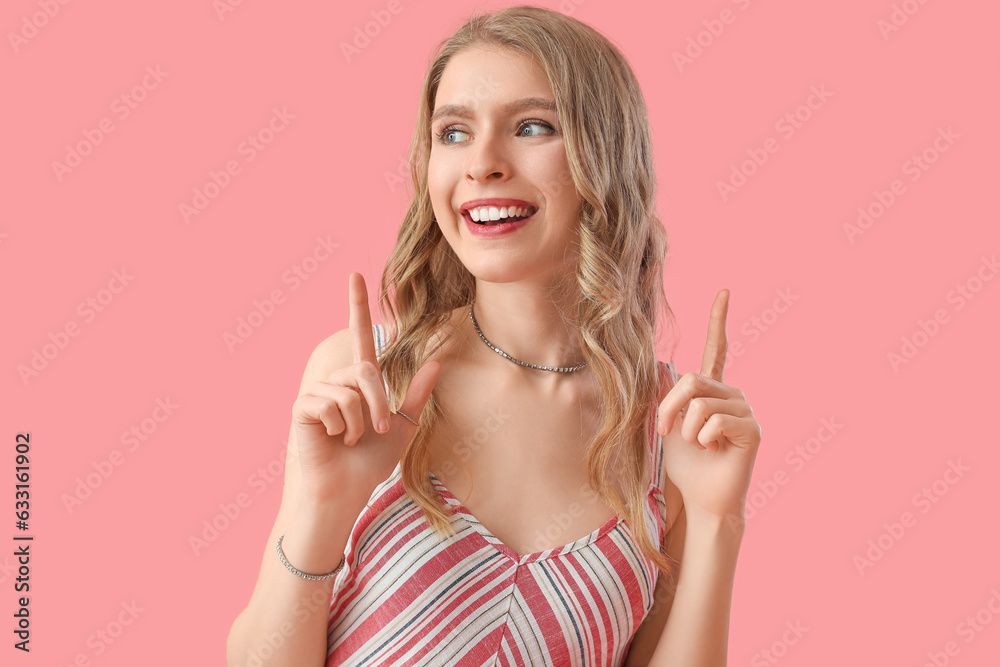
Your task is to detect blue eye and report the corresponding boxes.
[438,128,470,145]
[517,121,554,137]
[434,119,555,145]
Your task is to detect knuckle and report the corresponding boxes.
[338,391,360,415]
[326,359,350,382]
[681,372,703,390]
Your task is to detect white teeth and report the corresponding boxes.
[466,205,534,223]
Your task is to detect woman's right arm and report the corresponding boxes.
[226,328,364,667]
[227,272,440,667]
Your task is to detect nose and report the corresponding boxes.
[465,132,510,183]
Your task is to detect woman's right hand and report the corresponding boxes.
[291,272,441,507]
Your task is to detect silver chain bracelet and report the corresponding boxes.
[276,534,345,581]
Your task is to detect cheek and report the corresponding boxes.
[426,166,447,207]
[426,158,440,189]
[427,158,456,195]
[532,150,576,204]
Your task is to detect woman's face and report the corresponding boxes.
[427,46,582,285]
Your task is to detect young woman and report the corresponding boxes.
[228,6,762,666]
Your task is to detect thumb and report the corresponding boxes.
[395,360,442,431]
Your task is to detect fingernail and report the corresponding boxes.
[379,419,389,433]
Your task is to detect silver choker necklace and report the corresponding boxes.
[468,304,588,373]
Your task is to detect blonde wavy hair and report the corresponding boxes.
[375,5,678,577]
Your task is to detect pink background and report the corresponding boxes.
[4,0,999,664]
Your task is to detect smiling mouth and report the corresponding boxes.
[463,205,538,225]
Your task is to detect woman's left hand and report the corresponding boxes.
[656,289,763,527]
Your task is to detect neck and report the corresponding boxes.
[464,278,591,391]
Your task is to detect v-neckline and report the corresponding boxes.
[428,472,623,565]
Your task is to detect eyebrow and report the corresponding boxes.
[430,97,558,124]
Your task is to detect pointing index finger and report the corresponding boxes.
[349,272,379,365]
[699,289,730,383]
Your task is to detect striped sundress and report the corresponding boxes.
[325,323,679,666]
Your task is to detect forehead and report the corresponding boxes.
[433,46,553,109]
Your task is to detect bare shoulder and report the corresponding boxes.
[303,328,354,383]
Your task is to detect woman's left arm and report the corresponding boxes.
[646,503,743,666]
[647,289,762,666]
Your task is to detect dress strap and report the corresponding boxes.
[650,361,678,491]
[373,321,397,358]
[373,322,397,396]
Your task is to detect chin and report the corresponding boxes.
[459,257,537,285]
